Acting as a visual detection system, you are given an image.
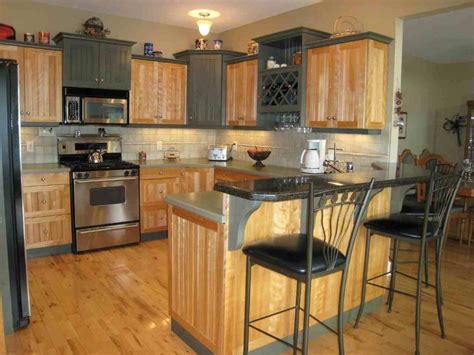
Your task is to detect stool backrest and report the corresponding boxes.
[306,179,375,273]
[424,170,463,241]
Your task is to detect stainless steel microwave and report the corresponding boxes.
[63,87,129,125]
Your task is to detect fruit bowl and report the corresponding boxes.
[247,148,271,167]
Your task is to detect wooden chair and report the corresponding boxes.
[399,149,417,165]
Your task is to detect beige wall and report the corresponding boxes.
[0,0,215,57]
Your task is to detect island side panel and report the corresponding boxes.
[168,206,227,353]
[222,188,391,354]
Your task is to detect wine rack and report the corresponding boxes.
[260,66,301,112]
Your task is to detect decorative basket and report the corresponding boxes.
[330,16,364,38]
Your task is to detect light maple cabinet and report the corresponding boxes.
[226,59,258,126]
[0,44,62,123]
[139,167,213,234]
[22,172,72,249]
[130,58,187,125]
[306,37,389,129]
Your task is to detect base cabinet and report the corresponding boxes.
[22,172,71,250]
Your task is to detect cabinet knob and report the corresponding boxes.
[100,78,104,82]
[95,78,99,82]
[26,111,31,115]
[189,115,193,121]
[43,229,49,235]
[159,171,163,175]
[332,116,337,120]
[20,111,24,115]
[326,116,331,120]
[41,199,47,204]
[159,114,163,119]
[40,177,46,182]
[159,190,163,194]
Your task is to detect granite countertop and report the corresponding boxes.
[22,163,70,174]
[130,158,302,178]
[165,191,225,224]
[214,164,433,201]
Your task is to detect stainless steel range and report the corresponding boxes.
[58,135,140,252]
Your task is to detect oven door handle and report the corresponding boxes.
[78,223,139,234]
[74,176,138,184]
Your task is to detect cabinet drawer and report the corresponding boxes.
[214,168,268,183]
[23,184,70,218]
[140,168,185,180]
[24,214,72,250]
[141,204,168,233]
[140,177,182,205]
[22,172,69,187]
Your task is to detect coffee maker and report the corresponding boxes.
[300,139,326,174]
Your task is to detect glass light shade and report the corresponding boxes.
[197,19,212,36]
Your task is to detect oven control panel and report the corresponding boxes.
[73,169,139,180]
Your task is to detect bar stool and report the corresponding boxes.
[242,179,375,355]
[354,170,462,355]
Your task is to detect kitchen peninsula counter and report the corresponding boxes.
[166,163,432,354]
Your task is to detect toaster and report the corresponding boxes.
[208,145,229,161]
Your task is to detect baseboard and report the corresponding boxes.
[171,296,384,354]
[27,244,72,258]
[140,231,168,242]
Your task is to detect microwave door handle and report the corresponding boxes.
[75,176,137,184]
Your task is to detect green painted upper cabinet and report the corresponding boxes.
[173,50,245,127]
[53,33,135,90]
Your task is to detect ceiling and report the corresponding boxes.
[403,6,474,64]
[32,0,321,33]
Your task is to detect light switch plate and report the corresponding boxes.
[26,141,34,153]
[156,141,163,151]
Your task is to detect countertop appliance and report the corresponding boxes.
[300,139,326,174]
[208,145,230,161]
[58,135,140,252]
[63,87,129,125]
[0,59,31,331]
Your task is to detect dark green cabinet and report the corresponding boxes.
[53,33,135,90]
[174,50,245,127]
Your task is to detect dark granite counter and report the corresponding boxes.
[214,163,432,201]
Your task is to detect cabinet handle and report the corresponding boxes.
[332,116,337,120]
[26,111,31,115]
[160,190,163,194]
[40,177,46,182]
[95,78,99,82]
[159,114,163,119]
[100,78,104,82]
[41,199,47,204]
[43,229,49,235]
[20,111,24,115]
[326,116,331,120]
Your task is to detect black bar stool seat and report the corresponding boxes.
[364,214,436,242]
[243,234,346,280]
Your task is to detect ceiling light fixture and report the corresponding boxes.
[188,9,220,37]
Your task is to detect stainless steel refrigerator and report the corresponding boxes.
[0,59,30,332]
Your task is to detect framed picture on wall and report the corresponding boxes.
[398,112,407,139]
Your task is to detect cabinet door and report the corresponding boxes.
[184,168,214,193]
[130,59,159,124]
[62,39,100,88]
[140,177,182,205]
[22,48,62,122]
[226,62,244,125]
[0,45,25,116]
[141,203,168,233]
[332,40,367,128]
[22,184,70,218]
[157,62,187,125]
[188,54,223,126]
[365,40,388,129]
[306,46,334,128]
[24,214,72,249]
[243,59,258,126]
[99,43,132,90]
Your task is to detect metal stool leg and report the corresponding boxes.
[243,257,252,355]
[435,238,446,338]
[302,281,312,354]
[354,228,371,328]
[338,268,349,355]
[424,243,429,287]
[293,281,301,354]
[415,240,426,355]
[388,240,400,313]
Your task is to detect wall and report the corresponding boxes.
[0,0,215,57]
[399,55,474,164]
[21,126,217,163]
[397,54,439,154]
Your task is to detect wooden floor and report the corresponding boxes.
[5,239,474,354]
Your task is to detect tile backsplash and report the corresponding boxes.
[21,126,389,169]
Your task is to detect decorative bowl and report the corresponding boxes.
[247,149,271,167]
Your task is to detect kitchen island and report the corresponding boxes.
[165,164,432,354]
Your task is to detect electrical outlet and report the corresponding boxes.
[156,141,163,151]
[26,141,34,153]
[232,141,238,151]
